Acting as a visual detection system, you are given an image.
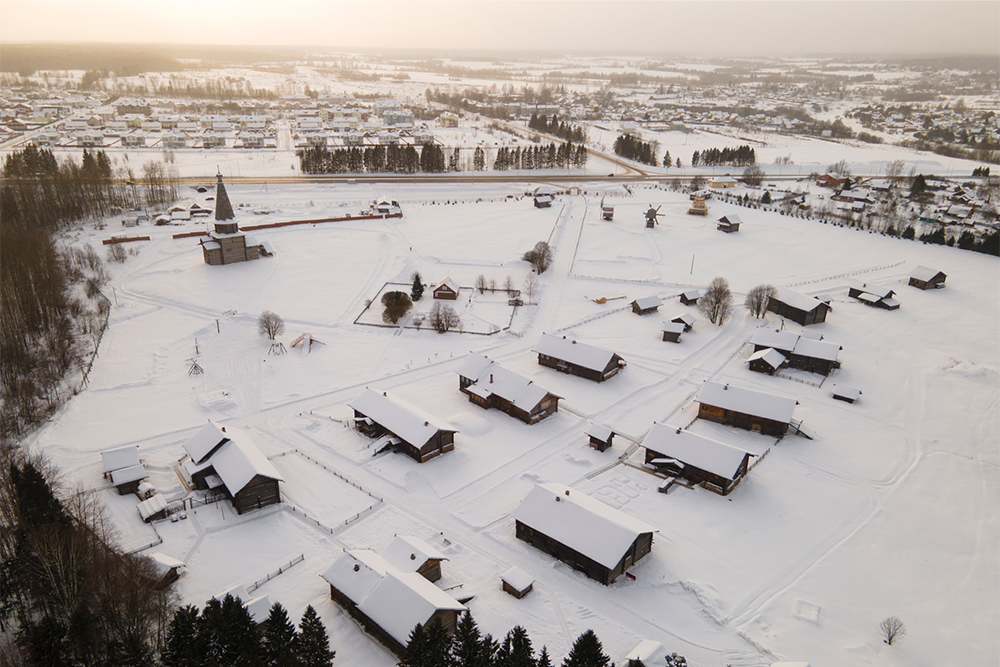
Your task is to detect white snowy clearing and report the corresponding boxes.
[27,178,999,667]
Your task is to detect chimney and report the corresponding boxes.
[565,489,570,496]
[724,384,729,390]
[424,421,429,426]
[221,426,226,432]
[383,391,387,396]
[490,374,493,383]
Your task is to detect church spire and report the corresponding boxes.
[214,171,235,221]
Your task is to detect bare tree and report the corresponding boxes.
[699,277,732,325]
[828,159,851,177]
[503,275,516,296]
[381,290,412,324]
[523,272,539,303]
[745,284,776,318]
[885,159,905,186]
[475,274,488,294]
[522,241,553,274]
[428,302,460,333]
[258,310,285,340]
[107,243,127,263]
[879,616,906,645]
[740,165,764,188]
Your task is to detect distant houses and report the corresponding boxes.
[180,422,283,514]
[642,424,758,496]
[908,266,947,290]
[697,381,798,437]
[512,482,656,585]
[848,281,900,310]
[457,354,561,424]
[532,334,625,383]
[348,389,457,462]
[749,328,842,376]
[321,549,466,657]
[766,288,831,326]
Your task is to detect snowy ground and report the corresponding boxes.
[26,176,999,667]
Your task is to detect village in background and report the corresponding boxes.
[1,42,998,667]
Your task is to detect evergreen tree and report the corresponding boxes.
[297,605,335,667]
[537,647,552,667]
[163,605,204,667]
[262,603,299,667]
[474,147,485,171]
[411,272,424,301]
[910,173,927,197]
[10,461,68,527]
[19,614,72,667]
[496,626,533,667]
[561,630,610,667]
[691,150,700,167]
[220,594,262,666]
[451,612,491,667]
[663,151,671,169]
[450,148,461,172]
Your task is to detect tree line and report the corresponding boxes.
[691,145,756,167]
[613,134,658,166]
[299,143,586,175]
[528,114,587,144]
[493,142,587,170]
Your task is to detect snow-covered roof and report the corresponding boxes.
[698,382,797,424]
[532,334,621,374]
[215,584,250,603]
[381,535,448,572]
[511,482,656,570]
[662,321,686,334]
[245,595,273,624]
[772,288,829,313]
[147,552,185,577]
[206,428,283,496]
[910,265,945,282]
[849,281,895,299]
[747,347,787,369]
[322,550,465,646]
[632,295,662,310]
[501,566,534,591]
[672,312,697,326]
[434,277,459,293]
[534,185,555,195]
[101,445,139,473]
[718,214,743,225]
[750,328,800,352]
[792,337,841,362]
[681,289,701,300]
[642,424,755,479]
[585,423,613,441]
[456,354,558,410]
[137,493,167,521]
[624,639,667,666]
[750,328,841,362]
[831,384,862,401]
[348,389,457,448]
[110,463,147,486]
[184,421,230,465]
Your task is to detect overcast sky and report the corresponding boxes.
[2,1,998,56]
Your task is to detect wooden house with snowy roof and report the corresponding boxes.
[348,389,457,462]
[101,445,148,495]
[181,421,283,514]
[716,214,742,233]
[585,423,615,452]
[679,289,701,306]
[380,535,448,583]
[432,277,459,300]
[749,328,842,376]
[847,281,900,310]
[697,382,797,437]
[512,482,656,585]
[766,288,831,326]
[631,295,662,315]
[532,334,624,383]
[908,266,946,290]
[661,321,685,343]
[642,424,757,496]
[457,354,560,424]
[321,550,466,657]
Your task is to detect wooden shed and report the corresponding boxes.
[671,312,697,332]
[532,334,624,383]
[631,296,662,315]
[679,289,701,306]
[322,550,466,658]
[432,277,459,300]
[585,423,615,452]
[747,347,787,375]
[642,424,758,496]
[101,445,147,494]
[750,328,842,376]
[697,381,797,437]
[848,281,900,310]
[908,266,946,290]
[512,483,656,585]
[348,389,457,462]
[831,384,862,404]
[766,288,831,326]
[501,566,534,599]
[457,354,560,424]
[716,214,742,233]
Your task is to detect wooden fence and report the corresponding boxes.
[245,554,306,594]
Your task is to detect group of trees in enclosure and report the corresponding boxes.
[691,145,756,167]
[613,134,658,166]
[162,598,334,667]
[528,114,587,144]
[400,612,617,667]
[492,142,588,170]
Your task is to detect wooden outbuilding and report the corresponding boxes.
[747,347,787,375]
[148,552,186,588]
[831,384,862,404]
[585,423,615,452]
[749,328,842,376]
[908,266,946,290]
[624,639,671,667]
[512,483,656,585]
[697,381,798,437]
[766,288,831,326]
[348,389,457,462]
[661,321,685,343]
[181,421,283,514]
[321,550,466,658]
[101,445,148,494]
[137,494,168,523]
[110,464,148,495]
[716,214,742,233]
[671,312,696,331]
[501,566,534,599]
[642,424,758,496]
[457,354,560,424]
[848,281,900,310]
[631,296,662,315]
[679,289,701,306]
[532,334,625,383]
[432,277,459,300]
[380,535,449,583]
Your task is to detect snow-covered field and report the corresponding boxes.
[27,178,999,667]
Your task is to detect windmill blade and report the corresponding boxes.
[655,205,662,213]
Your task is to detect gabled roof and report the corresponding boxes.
[718,214,743,225]
[434,277,459,293]
[381,536,448,572]
[772,287,829,314]
[642,424,755,479]
[110,464,147,486]
[137,494,168,521]
[681,288,701,300]
[672,312,697,326]
[532,334,621,374]
[699,382,797,424]
[849,281,895,299]
[512,482,656,570]
[910,265,946,282]
[750,328,841,362]
[584,423,613,441]
[661,321,686,334]
[102,445,140,473]
[184,421,230,465]
[207,429,283,496]
[750,328,800,352]
[632,295,662,310]
[747,347,787,369]
[457,354,558,410]
[348,389,457,448]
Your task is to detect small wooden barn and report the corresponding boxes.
[631,296,662,315]
[137,494,168,523]
[661,321,685,343]
[848,281,900,310]
[148,552,186,588]
[750,328,842,376]
[532,334,624,383]
[642,424,758,496]
[433,277,459,300]
[512,483,656,585]
[348,389,457,462]
[501,566,534,599]
[457,354,561,424]
[181,421,283,514]
[766,288,831,326]
[585,423,615,452]
[624,639,670,667]
[697,381,798,437]
[533,185,555,208]
[321,550,466,658]
[380,535,449,583]
[908,266,947,290]
[716,214,742,233]
[831,384,862,404]
[101,445,147,495]
[671,312,697,331]
[679,289,701,306]
[747,347,787,375]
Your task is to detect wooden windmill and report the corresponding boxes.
[644,205,664,228]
